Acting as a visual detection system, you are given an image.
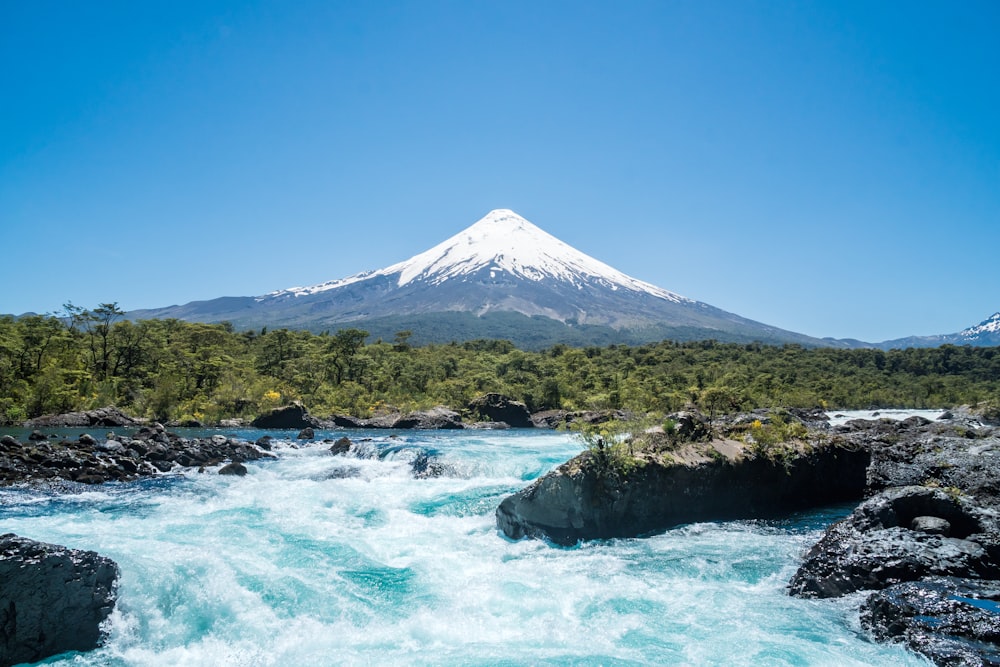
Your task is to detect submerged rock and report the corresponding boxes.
[0,534,118,667]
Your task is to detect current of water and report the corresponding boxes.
[0,428,928,666]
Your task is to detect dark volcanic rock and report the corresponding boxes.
[329,414,367,428]
[391,407,464,430]
[861,418,1000,507]
[789,486,1000,599]
[218,462,248,476]
[497,439,869,545]
[0,425,273,486]
[861,578,1000,666]
[0,534,118,666]
[793,414,1000,605]
[24,406,137,428]
[297,427,315,440]
[530,409,628,429]
[251,402,321,429]
[468,393,533,428]
[330,437,354,455]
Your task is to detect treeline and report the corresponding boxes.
[1,304,998,424]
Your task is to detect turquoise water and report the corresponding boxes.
[0,429,928,666]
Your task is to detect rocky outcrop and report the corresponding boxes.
[468,393,533,428]
[23,406,137,428]
[784,415,1000,665]
[0,534,118,666]
[0,424,273,485]
[327,407,465,430]
[497,435,869,545]
[861,577,1000,666]
[530,409,629,429]
[788,486,1000,598]
[251,402,322,429]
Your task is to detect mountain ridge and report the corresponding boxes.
[122,209,996,350]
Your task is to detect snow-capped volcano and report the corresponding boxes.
[265,209,688,303]
[960,313,1000,342]
[128,209,836,348]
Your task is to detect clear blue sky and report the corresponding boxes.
[2,1,998,342]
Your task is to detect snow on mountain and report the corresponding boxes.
[960,313,1000,341]
[262,209,689,304]
[129,208,845,348]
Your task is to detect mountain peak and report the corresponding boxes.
[132,209,842,348]
[380,209,687,303]
[261,209,689,304]
[961,312,1000,340]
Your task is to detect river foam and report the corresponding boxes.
[0,429,927,665]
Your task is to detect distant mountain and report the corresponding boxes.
[874,312,1000,350]
[128,208,987,350]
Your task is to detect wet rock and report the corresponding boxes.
[497,438,869,545]
[251,402,321,430]
[27,431,47,441]
[77,433,97,447]
[912,515,952,536]
[861,577,1000,666]
[254,436,273,450]
[330,437,353,455]
[297,427,315,440]
[329,414,366,428]
[218,462,248,476]
[0,436,19,448]
[323,466,361,480]
[410,451,448,478]
[788,486,1000,599]
[390,407,464,430]
[0,533,118,666]
[468,393,533,428]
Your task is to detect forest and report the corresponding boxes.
[1,303,998,425]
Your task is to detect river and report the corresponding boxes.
[0,427,928,666]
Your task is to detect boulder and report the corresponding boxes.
[497,438,869,545]
[218,462,248,476]
[0,534,118,666]
[250,403,320,430]
[468,393,533,428]
[297,427,315,440]
[330,414,366,429]
[861,577,1000,666]
[391,407,464,430]
[788,486,1000,599]
[330,437,354,456]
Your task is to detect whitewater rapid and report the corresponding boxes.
[0,429,927,666]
